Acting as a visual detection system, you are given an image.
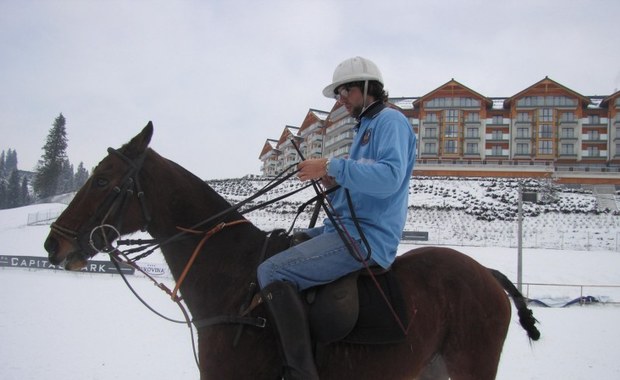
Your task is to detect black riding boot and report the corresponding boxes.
[262,281,320,380]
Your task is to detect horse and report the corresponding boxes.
[44,122,539,380]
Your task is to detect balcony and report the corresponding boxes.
[559,134,578,141]
[558,120,578,126]
[514,134,532,140]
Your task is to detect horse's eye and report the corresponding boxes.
[94,178,109,187]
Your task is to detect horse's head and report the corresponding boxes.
[45,122,155,270]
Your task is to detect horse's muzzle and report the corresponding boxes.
[44,235,62,265]
[44,235,89,270]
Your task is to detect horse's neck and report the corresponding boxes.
[159,224,266,319]
[138,152,264,317]
[143,155,264,317]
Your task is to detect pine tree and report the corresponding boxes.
[20,176,30,206]
[58,159,74,194]
[74,162,90,190]
[6,169,20,208]
[34,113,68,199]
[5,149,17,173]
[0,151,5,178]
[0,181,6,209]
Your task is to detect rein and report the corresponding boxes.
[115,162,310,261]
[172,220,251,301]
[52,147,309,324]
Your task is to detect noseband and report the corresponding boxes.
[50,147,152,256]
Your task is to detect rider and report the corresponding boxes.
[257,56,417,379]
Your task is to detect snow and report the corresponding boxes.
[2,179,620,379]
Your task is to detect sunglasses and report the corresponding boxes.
[335,85,354,101]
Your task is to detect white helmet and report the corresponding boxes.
[322,56,384,98]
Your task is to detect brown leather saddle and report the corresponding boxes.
[304,266,408,345]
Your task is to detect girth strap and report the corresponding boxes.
[193,315,267,329]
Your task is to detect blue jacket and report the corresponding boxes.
[324,103,417,268]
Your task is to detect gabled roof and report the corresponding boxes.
[309,108,329,120]
[299,108,328,135]
[503,76,591,108]
[258,138,279,158]
[276,125,300,147]
[412,79,493,108]
[600,89,620,108]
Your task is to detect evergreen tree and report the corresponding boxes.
[0,180,6,208]
[58,159,74,194]
[20,176,30,206]
[6,169,20,208]
[5,149,17,173]
[0,151,5,178]
[74,162,90,190]
[34,113,68,199]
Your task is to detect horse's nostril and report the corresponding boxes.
[44,237,58,257]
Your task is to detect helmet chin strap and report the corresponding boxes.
[361,80,369,112]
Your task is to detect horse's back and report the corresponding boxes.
[392,246,512,379]
[393,246,511,319]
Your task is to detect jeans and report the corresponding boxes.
[257,226,375,291]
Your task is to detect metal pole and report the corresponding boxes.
[517,182,523,293]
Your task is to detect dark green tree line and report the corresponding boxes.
[1,113,90,209]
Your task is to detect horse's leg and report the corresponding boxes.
[416,355,449,380]
[441,300,510,380]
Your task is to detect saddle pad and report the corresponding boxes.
[307,270,408,346]
[343,270,409,345]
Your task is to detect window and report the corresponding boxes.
[425,113,438,122]
[465,112,479,122]
[517,96,577,107]
[516,143,530,155]
[491,146,503,156]
[466,127,479,138]
[587,146,600,157]
[587,130,600,140]
[424,127,437,138]
[466,143,479,154]
[444,140,458,154]
[491,115,504,124]
[491,131,503,140]
[444,124,459,137]
[560,112,576,122]
[539,124,553,138]
[561,128,575,138]
[445,110,459,123]
[538,140,553,155]
[517,127,530,138]
[561,143,574,155]
[424,97,481,108]
[423,142,437,154]
[539,108,553,122]
[587,115,600,124]
[517,112,531,122]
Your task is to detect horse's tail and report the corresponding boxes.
[488,268,541,341]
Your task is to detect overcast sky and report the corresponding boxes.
[1,0,619,180]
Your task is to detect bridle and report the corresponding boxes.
[49,147,309,371]
[50,147,152,257]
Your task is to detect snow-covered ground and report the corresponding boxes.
[2,178,620,379]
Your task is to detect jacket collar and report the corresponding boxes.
[354,101,386,131]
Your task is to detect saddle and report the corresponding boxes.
[304,266,408,345]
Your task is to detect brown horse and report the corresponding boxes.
[44,123,539,380]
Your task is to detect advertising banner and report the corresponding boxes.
[0,255,135,275]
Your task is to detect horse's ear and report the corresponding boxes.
[124,121,154,156]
